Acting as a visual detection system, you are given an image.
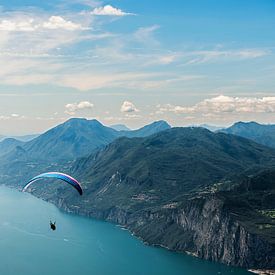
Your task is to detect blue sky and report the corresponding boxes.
[0,0,274,134]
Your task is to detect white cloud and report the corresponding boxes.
[0,115,10,120]
[156,54,178,65]
[91,5,134,16]
[67,0,101,7]
[125,113,141,119]
[134,25,160,46]
[104,114,141,122]
[1,73,56,86]
[157,95,275,115]
[120,101,139,113]
[0,114,25,120]
[11,113,20,117]
[184,49,269,65]
[59,72,162,91]
[42,16,85,31]
[65,101,94,115]
[126,74,204,90]
[0,16,86,32]
[0,18,36,31]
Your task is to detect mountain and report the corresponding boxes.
[0,134,38,156]
[22,118,119,161]
[220,121,275,148]
[0,119,171,162]
[121,120,171,138]
[0,134,38,142]
[70,127,275,211]
[0,138,24,157]
[10,134,39,142]
[27,127,275,269]
[0,119,172,186]
[110,124,131,131]
[72,127,275,201]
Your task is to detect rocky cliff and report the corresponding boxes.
[38,186,275,270]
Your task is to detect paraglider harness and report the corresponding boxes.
[50,221,56,231]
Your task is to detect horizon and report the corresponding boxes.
[0,0,275,135]
[0,117,273,137]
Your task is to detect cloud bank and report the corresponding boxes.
[157,95,275,115]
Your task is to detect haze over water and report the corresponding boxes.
[0,186,251,275]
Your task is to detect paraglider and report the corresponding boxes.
[23,172,83,231]
[23,172,83,195]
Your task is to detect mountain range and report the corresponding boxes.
[23,126,275,270]
[72,127,275,203]
[0,119,171,188]
[0,118,171,162]
[0,119,274,270]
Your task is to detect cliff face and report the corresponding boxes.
[171,197,274,269]
[106,196,274,269]
[44,193,274,269]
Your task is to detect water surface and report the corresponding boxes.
[0,186,252,275]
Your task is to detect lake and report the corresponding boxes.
[0,186,252,275]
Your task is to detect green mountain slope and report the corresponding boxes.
[68,127,275,209]
[27,127,275,268]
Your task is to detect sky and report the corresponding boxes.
[0,0,275,135]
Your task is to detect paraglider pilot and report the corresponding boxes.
[50,221,56,231]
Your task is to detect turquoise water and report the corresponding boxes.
[0,186,251,275]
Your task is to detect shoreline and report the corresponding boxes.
[3,185,274,273]
[249,270,275,275]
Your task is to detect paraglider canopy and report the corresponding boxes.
[23,172,83,195]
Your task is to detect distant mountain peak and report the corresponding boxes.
[67,117,87,122]
[121,120,171,138]
[65,118,101,126]
[140,120,171,130]
[110,124,131,131]
[233,121,260,127]
[151,120,170,126]
[221,121,275,148]
[59,118,107,132]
